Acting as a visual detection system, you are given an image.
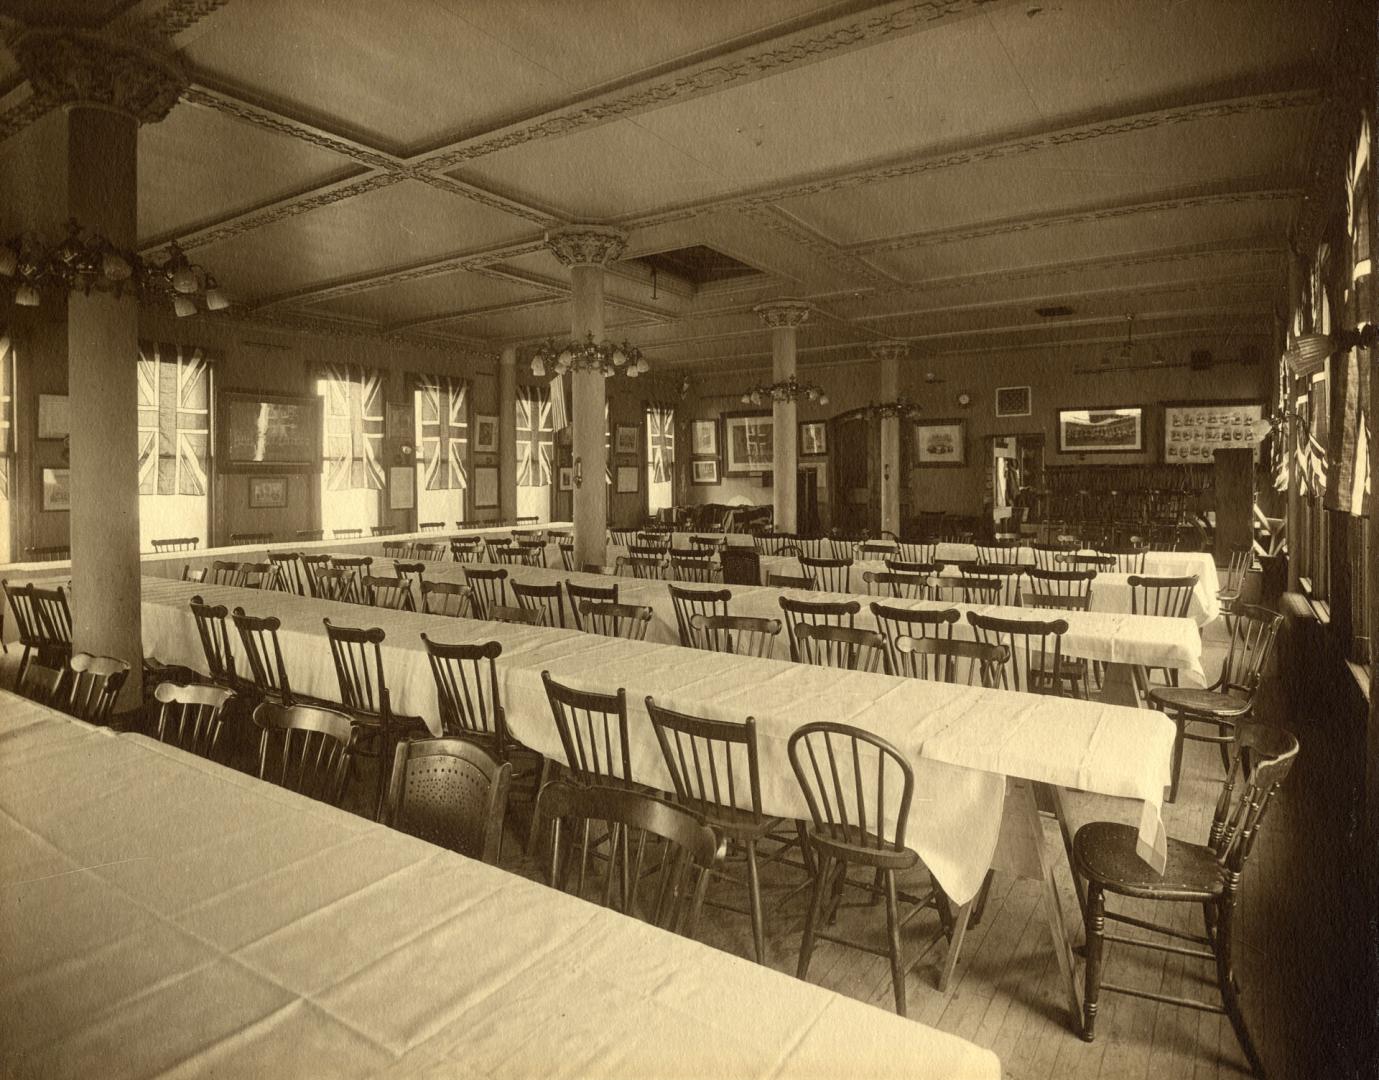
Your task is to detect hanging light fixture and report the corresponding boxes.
[739,374,829,407]
[528,332,651,380]
[866,397,922,420]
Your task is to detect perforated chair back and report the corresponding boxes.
[966,610,1068,695]
[668,584,730,648]
[252,702,354,805]
[385,737,512,863]
[894,635,1008,686]
[153,682,234,759]
[579,601,653,640]
[541,671,633,785]
[869,602,958,672]
[463,566,509,618]
[1127,574,1198,619]
[232,607,294,704]
[189,595,236,684]
[795,623,888,672]
[778,596,859,661]
[691,613,781,658]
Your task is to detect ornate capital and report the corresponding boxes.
[753,298,812,329]
[868,341,909,363]
[10,29,187,125]
[545,225,627,268]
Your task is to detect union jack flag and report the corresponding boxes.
[324,363,384,491]
[138,342,210,496]
[647,405,674,483]
[416,374,468,490]
[516,385,552,487]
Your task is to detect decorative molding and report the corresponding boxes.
[387,295,567,332]
[409,171,557,226]
[753,298,813,329]
[743,205,894,285]
[11,27,187,124]
[133,0,232,42]
[545,225,627,268]
[209,306,498,361]
[867,341,910,362]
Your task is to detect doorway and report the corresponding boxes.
[986,432,1044,537]
[830,409,877,534]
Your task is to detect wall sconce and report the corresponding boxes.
[573,457,583,489]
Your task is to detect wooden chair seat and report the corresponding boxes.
[1073,822,1224,902]
[805,823,921,872]
[1147,686,1251,718]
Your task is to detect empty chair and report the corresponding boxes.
[490,604,544,627]
[579,601,653,640]
[541,671,634,787]
[566,580,618,631]
[512,580,566,627]
[418,521,445,532]
[370,526,392,537]
[668,584,730,648]
[412,541,447,562]
[559,541,576,572]
[4,580,61,687]
[1061,553,1116,572]
[515,539,548,567]
[383,737,511,863]
[181,565,208,584]
[485,537,516,562]
[300,554,333,597]
[870,602,959,672]
[894,636,1008,687]
[267,552,309,595]
[231,608,295,705]
[960,563,1024,606]
[381,540,412,560]
[1030,540,1077,570]
[795,536,828,559]
[668,552,714,583]
[490,543,527,566]
[688,535,726,554]
[210,560,245,586]
[151,682,235,760]
[362,574,413,610]
[609,527,638,548]
[1100,542,1149,574]
[450,536,485,563]
[691,613,781,658]
[515,515,539,526]
[295,529,325,541]
[967,611,1074,696]
[420,580,473,617]
[1076,723,1299,1076]
[329,556,372,603]
[333,528,363,539]
[151,536,198,553]
[766,572,815,590]
[27,545,70,562]
[799,555,852,593]
[63,652,131,724]
[617,553,665,580]
[252,701,354,805]
[826,535,858,560]
[928,575,1000,604]
[394,561,426,602]
[463,566,509,619]
[422,637,514,753]
[794,623,888,673]
[975,541,1021,565]
[189,595,239,689]
[857,540,898,561]
[229,532,272,545]
[238,562,273,589]
[883,557,937,577]
[778,596,859,662]
[862,569,929,600]
[1023,566,1095,610]
[1128,574,1198,618]
[896,540,937,564]
[1218,547,1252,630]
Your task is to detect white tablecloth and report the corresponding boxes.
[139,579,1175,905]
[0,694,1000,1080]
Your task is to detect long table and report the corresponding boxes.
[0,693,1000,1079]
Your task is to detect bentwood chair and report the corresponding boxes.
[795,623,888,673]
[691,613,781,659]
[893,636,1008,686]
[778,596,859,662]
[966,611,1073,696]
[151,682,235,760]
[490,604,544,627]
[383,738,512,864]
[538,781,720,936]
[420,580,472,617]
[231,608,295,706]
[251,701,355,806]
[1149,604,1283,802]
[862,570,929,600]
[579,601,653,640]
[789,722,969,1010]
[647,699,785,963]
[566,580,618,631]
[463,566,509,619]
[800,555,852,593]
[869,602,959,673]
[511,580,566,627]
[151,536,198,553]
[1076,723,1299,1077]
[1218,548,1253,631]
[668,584,730,648]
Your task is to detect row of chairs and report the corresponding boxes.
[154,518,546,552]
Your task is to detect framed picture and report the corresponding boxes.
[912,419,967,467]
[799,420,827,456]
[1163,400,1265,463]
[690,419,718,457]
[691,458,720,485]
[41,467,70,511]
[616,464,639,493]
[474,415,498,454]
[473,465,499,508]
[559,466,574,492]
[723,411,773,475]
[1057,406,1144,454]
[247,475,288,509]
[37,394,70,439]
[388,466,415,510]
[995,386,1031,418]
[218,389,322,473]
[615,425,638,454]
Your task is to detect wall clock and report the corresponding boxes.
[956,392,972,408]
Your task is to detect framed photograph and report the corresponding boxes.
[385,402,414,437]
[559,466,574,492]
[248,475,288,509]
[912,419,967,467]
[37,394,70,440]
[473,465,499,508]
[1057,406,1144,454]
[474,415,498,454]
[691,458,720,485]
[799,420,828,456]
[995,386,1031,418]
[1163,400,1265,463]
[218,389,322,473]
[615,425,638,454]
[41,467,70,511]
[388,466,415,510]
[723,411,774,475]
[690,419,718,457]
[616,464,639,493]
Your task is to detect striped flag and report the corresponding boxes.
[138,342,210,496]
[516,385,553,487]
[416,374,468,490]
[549,373,568,431]
[324,363,385,490]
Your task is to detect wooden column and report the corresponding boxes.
[498,345,517,523]
[1286,252,1305,590]
[754,300,812,533]
[871,341,907,537]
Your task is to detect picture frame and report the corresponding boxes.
[1057,406,1144,454]
[615,424,638,454]
[690,419,719,457]
[473,465,499,508]
[691,458,720,485]
[41,467,70,512]
[799,420,828,456]
[723,411,774,475]
[247,475,289,509]
[559,466,574,492]
[218,389,323,473]
[616,464,639,493]
[995,386,1031,418]
[1162,400,1265,463]
[388,466,415,511]
[912,419,967,467]
[474,415,498,454]
[37,394,70,440]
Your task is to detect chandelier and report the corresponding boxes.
[867,397,922,420]
[529,332,651,379]
[0,219,228,317]
[740,374,829,407]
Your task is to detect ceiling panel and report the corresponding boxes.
[301,270,551,325]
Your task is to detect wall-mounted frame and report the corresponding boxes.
[616,464,639,493]
[473,415,498,454]
[247,475,288,509]
[473,465,499,508]
[1056,406,1144,454]
[218,389,322,473]
[1162,400,1265,463]
[799,420,828,456]
[559,466,574,492]
[995,386,1031,418]
[690,419,718,457]
[723,411,773,475]
[37,394,69,440]
[615,424,638,454]
[41,467,70,511]
[691,458,720,485]
[912,419,967,467]
[388,466,415,511]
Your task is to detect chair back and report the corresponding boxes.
[295,530,325,541]
[975,541,1021,565]
[787,722,914,858]
[559,541,576,571]
[418,521,445,533]
[231,607,294,703]
[267,552,309,595]
[512,580,566,627]
[1209,722,1299,875]
[1030,541,1076,570]
[322,619,390,719]
[412,541,447,562]
[333,528,362,539]
[895,540,937,564]
[394,561,425,599]
[894,636,1008,686]
[189,595,236,683]
[65,652,131,723]
[490,604,544,626]
[229,532,272,545]
[252,702,354,805]
[579,600,653,640]
[1101,543,1149,574]
[927,575,999,604]
[1026,566,1095,601]
[236,561,272,589]
[329,556,372,602]
[541,671,633,784]
[647,698,764,824]
[300,554,332,597]
[420,579,472,618]
[826,535,858,560]
[385,737,512,864]
[857,540,897,560]
[1127,574,1198,619]
[609,528,638,548]
[766,572,814,589]
[152,537,198,553]
[688,535,726,554]
[862,570,928,600]
[210,560,244,587]
[1217,604,1283,698]
[463,566,509,618]
[1222,547,1253,592]
[32,585,72,648]
[869,602,958,671]
[966,611,1068,694]
[668,552,714,583]
[778,596,859,661]
[667,584,730,648]
[450,536,485,563]
[691,613,781,658]
[182,565,208,583]
[800,555,852,593]
[795,623,888,672]
[515,539,547,567]
[882,557,936,577]
[795,536,827,559]
[153,682,234,759]
[422,636,509,748]
[1062,553,1115,572]
[362,574,413,610]
[617,553,665,580]
[566,579,618,630]
[3,580,45,648]
[381,541,412,560]
[962,563,1024,606]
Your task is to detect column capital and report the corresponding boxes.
[868,340,909,363]
[11,28,187,124]
[545,225,628,268]
[753,298,812,329]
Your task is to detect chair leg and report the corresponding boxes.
[1082,882,1105,1042]
[525,758,555,855]
[1215,900,1266,1078]
[826,859,849,924]
[797,853,832,980]
[970,869,995,926]
[745,838,766,964]
[1217,723,1233,772]
[938,897,974,993]
[883,868,907,1016]
[1168,715,1185,803]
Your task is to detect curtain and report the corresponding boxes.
[413,372,468,490]
[322,362,384,491]
[137,342,210,496]
[516,384,553,488]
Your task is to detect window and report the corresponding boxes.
[317,363,383,535]
[645,403,674,516]
[413,372,469,527]
[516,384,553,523]
[137,342,211,552]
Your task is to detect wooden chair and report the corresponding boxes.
[691,613,781,658]
[299,554,332,597]
[26,545,70,562]
[826,535,858,560]
[332,528,363,539]
[566,579,618,631]
[362,574,413,611]
[893,636,1008,686]
[420,580,472,617]
[974,541,1021,565]
[488,539,524,565]
[512,580,566,627]
[869,602,958,673]
[1030,540,1078,570]
[231,608,296,706]
[418,521,445,532]
[1149,604,1283,802]
[489,604,544,626]
[766,572,815,590]
[1217,547,1252,631]
[383,737,512,864]
[778,596,859,661]
[463,566,509,618]
[857,540,898,561]
[862,570,929,600]
[927,575,999,604]
[1128,574,1198,618]
[1076,723,1299,1076]
[412,541,447,562]
[896,540,937,564]
[381,540,412,560]
[1024,566,1095,606]
[229,532,272,545]
[1100,542,1149,574]
[370,526,393,537]
[538,780,719,936]
[688,535,726,555]
[266,552,309,595]
[966,610,1074,696]
[393,561,425,603]
[450,536,485,563]
[295,530,325,541]
[210,560,245,587]
[668,584,730,648]
[795,536,828,559]
[515,539,547,567]
[1061,553,1116,572]
[883,557,937,577]
[63,652,131,724]
[668,552,715,583]
[961,563,1024,606]
[579,600,653,640]
[251,701,354,806]
[329,556,372,603]
[617,553,665,580]
[182,565,208,584]
[794,623,888,673]
[800,555,852,593]
[788,722,968,1010]
[151,682,235,760]
[559,541,576,571]
[189,595,239,689]
[4,580,64,688]
[237,562,273,589]
[151,536,198,553]
[609,527,638,549]
[541,671,634,786]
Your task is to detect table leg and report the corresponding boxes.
[1097,661,1142,708]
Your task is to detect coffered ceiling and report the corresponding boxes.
[0,0,1358,373]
